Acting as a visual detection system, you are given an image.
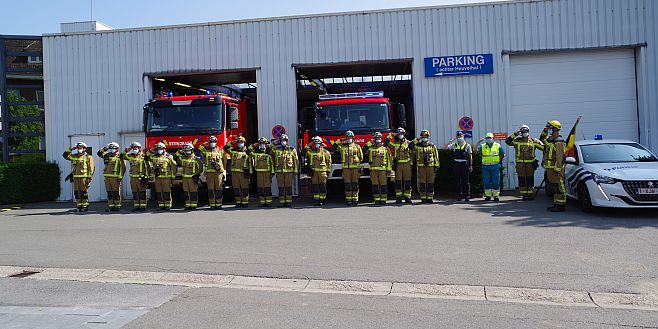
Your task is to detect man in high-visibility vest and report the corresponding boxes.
[224,137,251,208]
[414,130,440,203]
[148,142,177,211]
[541,120,567,212]
[273,134,298,207]
[199,136,227,210]
[444,132,473,202]
[121,142,150,211]
[474,133,505,201]
[249,137,274,207]
[62,142,94,212]
[385,127,413,204]
[505,125,544,200]
[305,136,331,206]
[97,142,126,212]
[363,132,392,205]
[332,131,363,206]
[177,143,203,210]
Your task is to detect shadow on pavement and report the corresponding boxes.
[461,194,658,230]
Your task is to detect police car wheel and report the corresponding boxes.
[577,183,596,213]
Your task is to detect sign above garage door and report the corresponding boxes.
[424,53,494,77]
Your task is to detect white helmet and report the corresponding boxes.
[107,142,119,149]
[76,142,87,148]
[520,124,530,132]
[345,131,355,137]
[312,136,322,143]
[184,143,194,150]
[130,141,142,148]
[155,142,166,149]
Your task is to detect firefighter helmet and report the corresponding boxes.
[107,142,119,149]
[156,142,166,149]
[520,124,530,132]
[421,129,431,137]
[397,127,406,134]
[209,136,218,143]
[234,136,246,143]
[373,132,383,139]
[76,142,87,148]
[130,141,142,148]
[345,130,355,137]
[280,134,289,141]
[184,143,194,150]
[547,120,562,130]
[258,137,268,143]
[312,136,322,143]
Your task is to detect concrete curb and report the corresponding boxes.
[3,265,657,311]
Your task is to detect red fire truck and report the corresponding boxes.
[299,91,407,179]
[143,93,247,183]
[143,93,247,151]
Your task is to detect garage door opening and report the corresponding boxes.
[149,69,259,146]
[295,60,414,146]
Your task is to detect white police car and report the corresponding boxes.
[564,138,658,212]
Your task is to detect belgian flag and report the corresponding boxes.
[565,116,581,157]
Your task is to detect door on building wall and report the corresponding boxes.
[509,49,639,189]
[69,135,104,202]
[120,132,146,200]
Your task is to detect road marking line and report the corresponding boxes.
[3,265,658,311]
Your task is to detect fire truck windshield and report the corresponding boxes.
[315,103,390,133]
[146,105,223,133]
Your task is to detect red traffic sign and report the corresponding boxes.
[271,125,286,138]
[458,116,474,131]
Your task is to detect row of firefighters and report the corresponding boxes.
[62,120,568,213]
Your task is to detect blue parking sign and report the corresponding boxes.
[424,54,494,77]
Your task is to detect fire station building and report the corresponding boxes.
[42,0,658,201]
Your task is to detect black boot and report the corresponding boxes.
[395,197,402,204]
[404,198,412,204]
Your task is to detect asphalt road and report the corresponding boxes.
[1,196,657,327]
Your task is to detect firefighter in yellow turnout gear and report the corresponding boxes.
[273,134,298,207]
[364,132,392,205]
[177,144,203,210]
[199,136,227,209]
[224,137,251,208]
[385,127,413,204]
[505,125,544,200]
[332,131,363,206]
[305,136,331,206]
[541,120,567,212]
[97,142,126,212]
[249,137,275,207]
[148,142,177,211]
[414,130,440,203]
[63,142,94,212]
[121,142,150,211]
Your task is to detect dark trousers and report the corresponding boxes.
[453,161,470,198]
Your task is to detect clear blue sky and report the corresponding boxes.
[1,0,504,35]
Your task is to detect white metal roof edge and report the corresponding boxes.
[43,0,534,37]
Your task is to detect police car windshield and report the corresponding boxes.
[315,103,390,133]
[147,105,223,133]
[580,143,657,163]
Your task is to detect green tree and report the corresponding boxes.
[6,91,43,151]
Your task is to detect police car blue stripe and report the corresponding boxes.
[568,169,587,186]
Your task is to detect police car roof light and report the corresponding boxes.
[318,91,384,100]
[594,134,603,140]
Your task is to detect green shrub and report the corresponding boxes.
[0,162,61,205]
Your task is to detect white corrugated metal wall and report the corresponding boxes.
[44,0,658,201]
